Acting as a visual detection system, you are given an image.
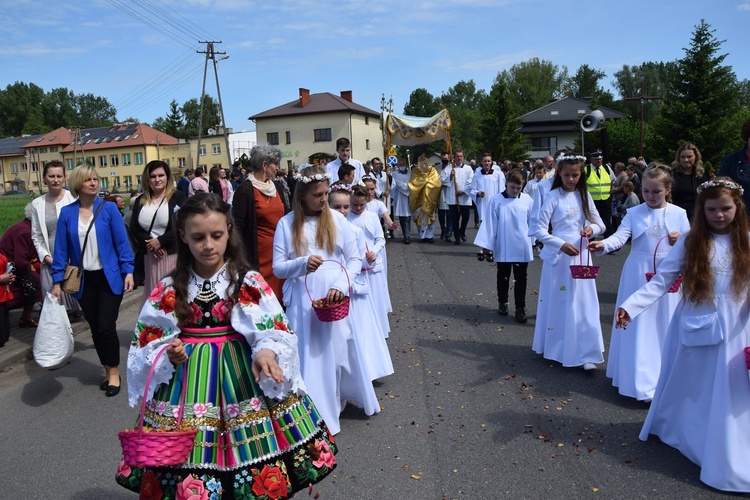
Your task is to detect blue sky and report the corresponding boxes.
[1,0,748,134]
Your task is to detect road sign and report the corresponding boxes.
[110,171,116,177]
[388,155,397,166]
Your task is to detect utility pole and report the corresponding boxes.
[196,41,231,171]
[624,81,661,159]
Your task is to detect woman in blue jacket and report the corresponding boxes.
[51,165,134,397]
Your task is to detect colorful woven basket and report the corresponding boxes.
[305,260,351,322]
[569,235,599,279]
[744,347,750,371]
[118,345,197,468]
[644,234,682,293]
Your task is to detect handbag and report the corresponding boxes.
[21,266,39,298]
[645,234,682,293]
[61,202,105,295]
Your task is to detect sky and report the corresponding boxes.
[1,0,749,134]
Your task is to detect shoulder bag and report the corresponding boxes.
[61,202,105,295]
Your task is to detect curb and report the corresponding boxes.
[0,288,142,372]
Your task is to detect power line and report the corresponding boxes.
[104,0,196,48]
[140,0,217,42]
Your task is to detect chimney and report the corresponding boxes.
[340,90,352,102]
[299,88,310,107]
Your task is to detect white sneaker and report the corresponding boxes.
[583,362,597,371]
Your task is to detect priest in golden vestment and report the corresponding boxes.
[409,155,442,243]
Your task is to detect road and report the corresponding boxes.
[0,226,734,499]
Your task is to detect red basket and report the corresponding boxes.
[305,260,351,322]
[744,347,750,370]
[570,235,599,279]
[644,234,682,293]
[118,345,197,468]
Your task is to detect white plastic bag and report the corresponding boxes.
[33,293,74,369]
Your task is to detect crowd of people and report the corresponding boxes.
[1,116,750,495]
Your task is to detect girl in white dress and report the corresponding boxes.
[532,154,606,370]
[589,165,689,401]
[273,167,379,435]
[616,178,750,492]
[329,186,393,381]
[349,185,391,338]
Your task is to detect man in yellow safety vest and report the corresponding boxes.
[585,151,614,237]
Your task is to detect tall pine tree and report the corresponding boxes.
[479,75,526,162]
[651,20,739,167]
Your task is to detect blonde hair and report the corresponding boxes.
[67,165,98,198]
[291,166,336,256]
[642,163,674,203]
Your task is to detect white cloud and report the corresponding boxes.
[738,1,750,10]
[436,51,537,72]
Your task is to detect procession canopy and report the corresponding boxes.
[409,155,442,226]
[382,109,452,151]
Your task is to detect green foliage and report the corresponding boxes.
[479,75,527,161]
[401,89,444,159]
[570,64,615,108]
[439,80,486,159]
[182,96,220,138]
[0,83,117,136]
[650,20,740,166]
[499,58,570,115]
[0,195,32,235]
[613,62,676,122]
[574,119,644,164]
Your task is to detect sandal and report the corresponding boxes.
[18,318,38,328]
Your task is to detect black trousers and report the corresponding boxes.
[448,204,471,240]
[594,199,612,237]
[0,303,9,347]
[497,262,528,309]
[78,270,123,367]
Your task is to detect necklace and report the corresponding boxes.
[712,235,733,274]
[191,268,226,305]
[646,206,668,239]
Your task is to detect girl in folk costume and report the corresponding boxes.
[273,166,380,435]
[469,152,505,225]
[532,154,606,370]
[117,193,336,499]
[329,186,394,381]
[588,165,689,401]
[616,179,750,492]
[474,169,534,324]
[348,185,392,339]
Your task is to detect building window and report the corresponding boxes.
[40,147,47,153]
[530,136,557,152]
[99,155,107,167]
[314,128,332,142]
[178,157,186,168]
[199,145,206,156]
[285,131,291,144]
[136,175,142,187]
[135,152,143,164]
[267,132,279,145]
[50,147,58,152]
[365,116,369,125]
[111,155,119,167]
[122,153,131,166]
[31,162,39,172]
[11,163,18,173]
[113,177,121,188]
[100,178,108,189]
[366,139,370,150]
[21,162,28,172]
[86,157,95,166]
[124,176,132,188]
[66,159,74,170]
[212,144,221,154]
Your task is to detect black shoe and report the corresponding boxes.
[403,238,411,245]
[486,253,494,263]
[477,252,485,261]
[461,235,466,242]
[426,238,434,244]
[105,376,121,397]
[515,308,527,323]
[454,239,461,245]
[99,379,108,391]
[498,303,509,316]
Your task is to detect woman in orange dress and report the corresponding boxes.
[232,144,291,299]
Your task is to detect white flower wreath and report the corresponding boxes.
[697,179,744,195]
[293,171,332,184]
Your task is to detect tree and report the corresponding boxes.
[439,80,486,159]
[498,58,570,115]
[650,20,740,167]
[181,96,220,138]
[41,87,78,130]
[570,64,615,108]
[0,82,45,136]
[165,99,183,137]
[479,75,526,161]
[75,93,117,128]
[612,62,677,122]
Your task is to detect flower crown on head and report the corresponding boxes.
[328,183,352,194]
[354,179,367,188]
[557,153,587,164]
[293,171,331,184]
[697,179,744,196]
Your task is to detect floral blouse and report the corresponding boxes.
[126,266,305,407]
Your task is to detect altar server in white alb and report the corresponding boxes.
[390,158,413,244]
[469,152,505,224]
[588,165,689,402]
[532,154,605,371]
[474,169,534,323]
[273,166,380,435]
[440,150,474,244]
[616,178,750,493]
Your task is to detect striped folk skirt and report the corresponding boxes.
[116,329,337,499]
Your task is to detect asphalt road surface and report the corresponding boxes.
[0,225,740,499]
